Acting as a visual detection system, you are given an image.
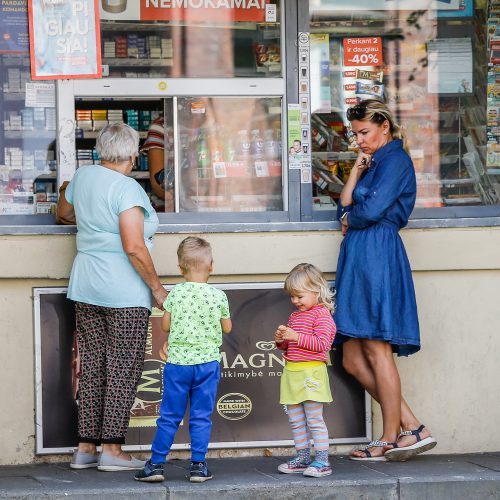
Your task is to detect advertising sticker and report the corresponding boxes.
[28,0,102,80]
[0,0,30,53]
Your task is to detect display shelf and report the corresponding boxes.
[443,197,482,205]
[34,173,57,180]
[101,21,267,32]
[76,131,148,139]
[312,151,357,160]
[129,171,149,180]
[4,131,55,139]
[3,92,25,101]
[102,58,174,67]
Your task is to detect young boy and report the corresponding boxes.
[135,236,232,483]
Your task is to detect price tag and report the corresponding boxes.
[343,37,382,67]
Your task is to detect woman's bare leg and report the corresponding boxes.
[343,339,432,455]
[361,340,401,444]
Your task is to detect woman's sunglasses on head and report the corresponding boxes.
[346,103,367,121]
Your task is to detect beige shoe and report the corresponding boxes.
[70,450,99,469]
[97,453,146,471]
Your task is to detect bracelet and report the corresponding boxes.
[340,211,349,222]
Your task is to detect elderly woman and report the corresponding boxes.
[57,123,168,471]
[335,100,436,462]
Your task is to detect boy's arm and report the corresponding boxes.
[221,318,232,334]
[220,292,232,334]
[162,310,171,333]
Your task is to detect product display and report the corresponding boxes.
[0,55,57,215]
[100,13,281,79]
[176,97,283,213]
[73,97,283,214]
[74,100,163,184]
[487,0,500,177]
[309,3,500,210]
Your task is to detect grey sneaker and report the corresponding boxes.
[70,450,99,469]
[97,453,146,472]
[302,461,332,477]
[277,456,311,474]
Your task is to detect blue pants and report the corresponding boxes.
[151,361,220,463]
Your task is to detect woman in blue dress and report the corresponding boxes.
[335,100,436,462]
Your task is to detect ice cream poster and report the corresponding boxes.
[28,0,102,80]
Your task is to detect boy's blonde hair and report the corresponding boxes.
[177,236,213,272]
[284,263,334,311]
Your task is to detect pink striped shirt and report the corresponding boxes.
[277,304,336,362]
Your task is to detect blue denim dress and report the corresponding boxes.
[334,139,420,356]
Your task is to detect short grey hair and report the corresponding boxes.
[96,122,139,163]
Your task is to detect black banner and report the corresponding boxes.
[35,284,368,453]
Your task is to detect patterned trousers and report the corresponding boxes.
[75,302,149,445]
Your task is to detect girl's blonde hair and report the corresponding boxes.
[346,99,408,151]
[284,263,334,311]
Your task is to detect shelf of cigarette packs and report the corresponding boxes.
[178,125,283,212]
[311,113,356,208]
[99,20,281,78]
[74,100,163,184]
[0,57,57,214]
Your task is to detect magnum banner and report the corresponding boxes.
[34,284,368,453]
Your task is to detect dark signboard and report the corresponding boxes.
[34,284,369,454]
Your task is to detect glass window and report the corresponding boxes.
[309,1,500,213]
[74,96,284,214]
[0,55,57,215]
[99,3,282,78]
[176,96,283,212]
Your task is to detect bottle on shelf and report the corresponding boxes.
[251,129,264,161]
[197,131,210,179]
[264,128,278,160]
[210,130,224,164]
[224,133,236,163]
[237,129,251,161]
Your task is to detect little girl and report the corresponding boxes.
[275,263,336,477]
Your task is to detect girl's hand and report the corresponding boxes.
[275,325,285,343]
[281,326,299,342]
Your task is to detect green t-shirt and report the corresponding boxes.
[164,282,230,365]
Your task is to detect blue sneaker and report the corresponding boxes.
[134,460,165,482]
[189,461,213,483]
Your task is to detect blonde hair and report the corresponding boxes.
[177,236,212,272]
[284,263,334,311]
[347,99,408,151]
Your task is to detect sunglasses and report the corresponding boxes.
[346,103,368,121]
[346,103,386,125]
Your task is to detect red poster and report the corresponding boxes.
[343,37,382,67]
[140,0,269,22]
